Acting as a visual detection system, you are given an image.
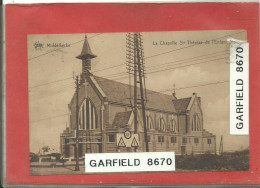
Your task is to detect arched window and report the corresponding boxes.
[78,98,97,130]
[192,114,200,131]
[170,119,177,132]
[159,117,165,131]
[146,115,153,130]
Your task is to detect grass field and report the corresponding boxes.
[175,149,249,171]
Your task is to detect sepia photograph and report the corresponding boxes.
[28,31,249,175]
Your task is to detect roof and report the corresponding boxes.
[172,97,192,113]
[202,130,215,137]
[93,75,177,113]
[112,111,132,128]
[76,35,97,60]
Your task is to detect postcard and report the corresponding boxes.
[28,31,249,175]
[4,2,259,185]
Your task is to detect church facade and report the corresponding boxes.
[60,36,216,159]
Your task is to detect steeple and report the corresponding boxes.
[76,35,97,74]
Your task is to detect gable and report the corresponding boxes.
[172,97,192,114]
[188,96,203,115]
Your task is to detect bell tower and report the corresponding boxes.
[76,35,97,76]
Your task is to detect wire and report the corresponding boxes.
[146,80,229,95]
[29,77,73,88]
[99,51,228,79]
[83,30,245,73]
[30,83,74,98]
[30,55,229,98]
[30,113,69,123]
[147,56,228,75]
[28,33,103,61]
[98,56,228,81]
[146,51,227,71]
[175,80,229,91]
[92,63,124,73]
[29,52,228,89]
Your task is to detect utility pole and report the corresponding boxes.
[219,135,223,156]
[126,32,149,152]
[133,35,138,151]
[133,39,137,129]
[74,75,80,171]
[135,33,149,152]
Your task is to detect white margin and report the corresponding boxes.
[3,0,260,5]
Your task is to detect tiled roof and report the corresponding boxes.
[93,76,177,113]
[112,111,132,128]
[172,97,192,113]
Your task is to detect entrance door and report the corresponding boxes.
[181,146,186,155]
[98,143,102,153]
[64,139,70,158]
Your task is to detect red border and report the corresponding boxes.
[5,3,260,185]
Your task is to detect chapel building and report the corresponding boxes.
[60,36,216,158]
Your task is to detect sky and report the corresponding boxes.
[28,30,249,153]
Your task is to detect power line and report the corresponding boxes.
[176,80,229,91]
[28,33,102,61]
[147,56,228,75]
[92,63,124,73]
[147,80,229,94]
[98,56,228,81]
[64,55,229,89]
[99,51,228,78]
[88,30,244,73]
[29,83,75,98]
[30,113,69,123]
[29,77,73,88]
[29,52,227,89]
[146,51,227,71]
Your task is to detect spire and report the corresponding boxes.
[76,35,97,73]
[76,35,97,60]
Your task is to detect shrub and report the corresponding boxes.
[30,152,39,162]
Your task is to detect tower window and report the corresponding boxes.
[207,139,211,144]
[182,137,187,144]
